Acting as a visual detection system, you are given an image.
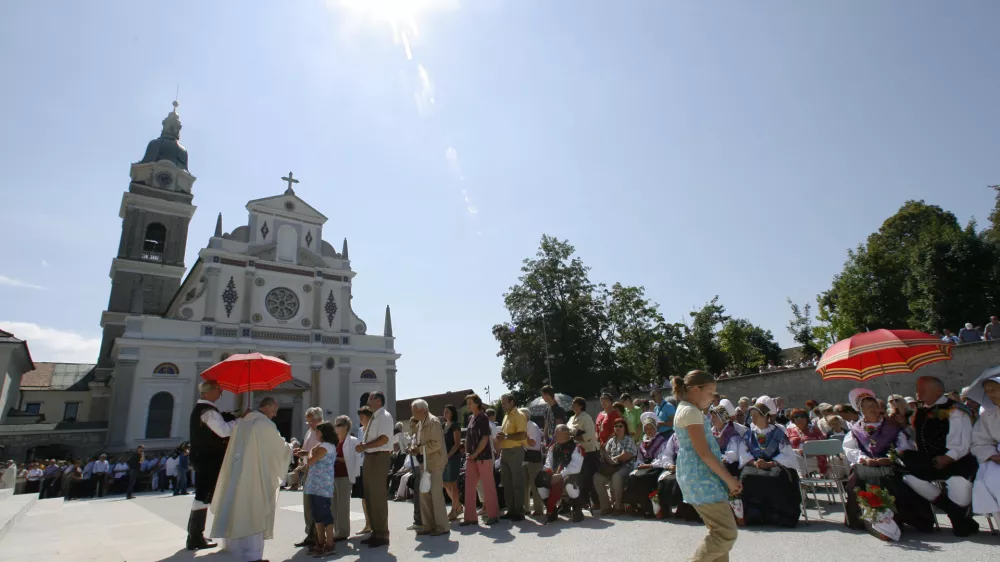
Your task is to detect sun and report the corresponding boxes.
[329,0,458,28]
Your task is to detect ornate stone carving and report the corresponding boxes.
[260,221,269,239]
[222,276,238,318]
[265,287,299,320]
[255,277,265,287]
[303,284,312,293]
[325,290,338,327]
[301,318,311,327]
[305,230,313,248]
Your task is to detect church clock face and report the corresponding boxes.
[155,171,173,187]
[265,287,300,320]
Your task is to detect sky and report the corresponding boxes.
[1,1,998,401]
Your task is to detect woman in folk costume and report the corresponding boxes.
[968,368,1000,522]
[737,397,801,527]
[623,413,668,517]
[710,399,746,477]
[654,432,701,521]
[842,387,934,534]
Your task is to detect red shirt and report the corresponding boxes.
[334,442,348,478]
[596,409,623,446]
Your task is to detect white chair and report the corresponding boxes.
[797,439,848,524]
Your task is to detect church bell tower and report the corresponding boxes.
[91,102,198,445]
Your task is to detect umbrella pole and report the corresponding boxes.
[874,349,892,397]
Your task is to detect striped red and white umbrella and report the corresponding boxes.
[199,352,292,394]
[816,329,954,382]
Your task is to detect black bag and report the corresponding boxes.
[525,449,543,463]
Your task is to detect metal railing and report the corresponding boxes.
[140,250,163,262]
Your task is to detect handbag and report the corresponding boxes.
[418,446,432,494]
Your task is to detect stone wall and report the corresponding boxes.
[0,427,107,464]
[716,339,1000,407]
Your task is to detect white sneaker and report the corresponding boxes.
[406,524,423,531]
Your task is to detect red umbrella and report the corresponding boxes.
[816,329,954,383]
[199,352,292,394]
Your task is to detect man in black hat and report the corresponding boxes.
[186,380,240,550]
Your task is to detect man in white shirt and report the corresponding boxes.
[293,407,324,549]
[355,391,393,548]
[186,380,240,551]
[92,454,110,497]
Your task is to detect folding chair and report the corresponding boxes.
[928,480,998,535]
[797,439,848,524]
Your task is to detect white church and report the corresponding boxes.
[86,101,400,450]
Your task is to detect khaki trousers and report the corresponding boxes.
[301,465,315,540]
[419,467,449,533]
[333,477,353,539]
[362,451,392,540]
[689,501,738,562]
[523,461,544,513]
[593,465,629,511]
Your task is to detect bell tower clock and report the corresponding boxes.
[91,101,198,446]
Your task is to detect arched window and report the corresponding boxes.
[277,224,297,263]
[360,369,377,380]
[153,363,179,376]
[142,223,166,261]
[145,392,174,439]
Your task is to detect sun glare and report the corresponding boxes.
[330,0,457,28]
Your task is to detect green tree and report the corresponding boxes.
[786,298,822,357]
[687,297,730,374]
[492,235,609,402]
[717,319,764,374]
[819,200,998,336]
[601,283,666,389]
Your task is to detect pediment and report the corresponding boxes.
[246,192,327,223]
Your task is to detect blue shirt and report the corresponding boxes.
[654,400,676,437]
[179,454,189,470]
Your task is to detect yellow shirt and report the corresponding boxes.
[499,407,528,448]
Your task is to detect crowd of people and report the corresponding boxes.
[4,445,191,500]
[3,368,1000,562]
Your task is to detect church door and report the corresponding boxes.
[274,407,294,440]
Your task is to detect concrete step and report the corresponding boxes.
[0,493,37,543]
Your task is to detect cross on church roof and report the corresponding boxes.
[282,171,300,194]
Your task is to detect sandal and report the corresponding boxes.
[312,546,335,557]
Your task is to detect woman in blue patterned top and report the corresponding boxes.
[672,370,742,562]
[303,421,338,557]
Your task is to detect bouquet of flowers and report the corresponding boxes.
[649,491,662,518]
[856,485,899,541]
[729,496,745,527]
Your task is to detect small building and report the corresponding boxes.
[0,329,34,425]
[0,362,107,462]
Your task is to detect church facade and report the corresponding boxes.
[88,102,400,452]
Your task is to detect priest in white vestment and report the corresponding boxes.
[210,397,293,562]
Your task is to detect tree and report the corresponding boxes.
[786,298,822,357]
[601,283,677,389]
[492,235,609,402]
[687,297,730,374]
[717,319,764,374]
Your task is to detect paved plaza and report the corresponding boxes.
[0,490,997,562]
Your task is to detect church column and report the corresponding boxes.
[106,358,139,449]
[312,279,324,330]
[310,366,321,408]
[202,266,222,321]
[241,268,256,324]
[338,364,351,424]
[340,284,351,332]
[292,394,304,442]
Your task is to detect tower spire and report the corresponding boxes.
[384,305,393,338]
[342,238,349,260]
[214,212,223,237]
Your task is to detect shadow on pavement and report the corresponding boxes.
[414,534,460,557]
